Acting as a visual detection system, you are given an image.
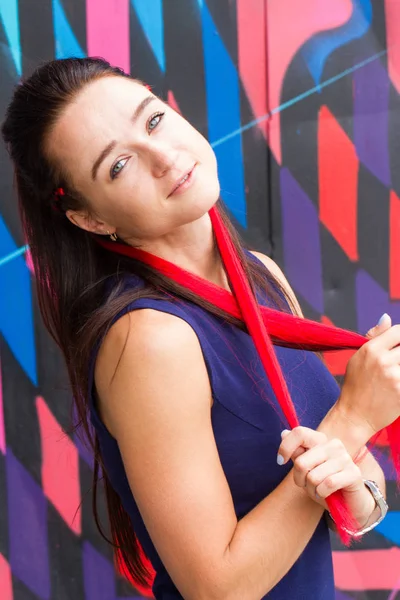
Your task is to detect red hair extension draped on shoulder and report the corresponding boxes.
[97,205,400,545]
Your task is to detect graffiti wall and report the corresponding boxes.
[0,0,399,598]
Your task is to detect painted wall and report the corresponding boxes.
[0,1,399,598]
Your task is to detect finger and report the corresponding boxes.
[278,427,327,465]
[367,322,400,353]
[366,313,392,339]
[280,430,307,461]
[291,447,307,462]
[316,467,362,499]
[387,348,400,366]
[292,439,346,487]
[304,458,349,498]
[279,431,307,461]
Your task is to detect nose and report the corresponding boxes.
[149,141,179,178]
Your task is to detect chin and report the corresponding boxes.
[184,184,220,224]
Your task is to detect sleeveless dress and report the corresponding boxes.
[88,255,340,599]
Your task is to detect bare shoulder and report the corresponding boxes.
[94,308,209,432]
[250,251,304,317]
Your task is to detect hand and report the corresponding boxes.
[278,427,375,524]
[338,313,400,436]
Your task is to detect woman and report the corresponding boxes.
[2,57,399,600]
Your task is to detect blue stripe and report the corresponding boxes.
[52,0,85,59]
[0,218,37,385]
[0,244,28,268]
[0,0,22,75]
[199,2,246,227]
[376,511,400,546]
[131,0,165,72]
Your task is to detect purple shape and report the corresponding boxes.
[356,269,400,334]
[370,447,396,481]
[73,432,94,468]
[354,58,391,186]
[280,168,324,313]
[335,591,353,600]
[83,542,116,600]
[6,450,50,599]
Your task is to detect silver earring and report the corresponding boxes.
[107,230,118,242]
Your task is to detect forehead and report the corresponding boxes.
[46,77,147,179]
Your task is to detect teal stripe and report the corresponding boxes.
[0,0,22,75]
[131,0,165,72]
[53,0,85,59]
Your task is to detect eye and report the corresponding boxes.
[147,111,165,133]
[110,157,129,180]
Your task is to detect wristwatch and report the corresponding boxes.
[352,480,389,537]
[328,479,388,538]
[347,479,388,538]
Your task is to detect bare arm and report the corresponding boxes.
[95,309,372,600]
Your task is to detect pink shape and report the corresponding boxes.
[0,357,5,454]
[86,0,130,74]
[36,396,81,534]
[0,554,13,600]
[167,90,181,114]
[25,248,34,275]
[266,0,353,163]
[333,548,400,590]
[386,0,400,94]
[237,0,268,137]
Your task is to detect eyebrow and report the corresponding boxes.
[91,95,157,181]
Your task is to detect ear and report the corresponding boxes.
[66,209,116,236]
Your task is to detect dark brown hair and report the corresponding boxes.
[1,57,293,588]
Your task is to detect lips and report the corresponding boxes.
[168,164,196,197]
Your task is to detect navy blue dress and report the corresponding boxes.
[89,258,340,599]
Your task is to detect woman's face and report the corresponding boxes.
[46,76,220,241]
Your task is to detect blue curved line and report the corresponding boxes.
[301,0,372,86]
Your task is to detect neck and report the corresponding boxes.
[126,212,230,289]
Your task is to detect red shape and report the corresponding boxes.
[386,0,400,94]
[318,106,359,261]
[36,396,81,534]
[0,554,13,600]
[321,316,356,375]
[237,0,268,137]
[167,90,181,114]
[372,427,390,447]
[266,0,352,163]
[390,190,400,299]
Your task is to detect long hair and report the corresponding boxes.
[1,57,298,589]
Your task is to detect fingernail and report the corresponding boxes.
[378,313,390,326]
[277,454,285,466]
[281,429,290,438]
[315,492,320,499]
